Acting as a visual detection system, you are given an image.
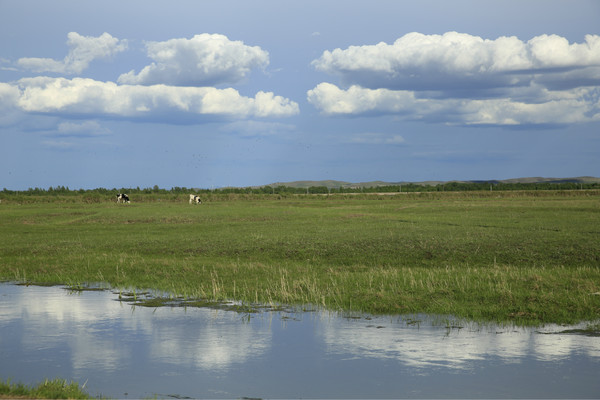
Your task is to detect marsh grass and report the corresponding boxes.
[1,191,599,325]
[0,378,92,399]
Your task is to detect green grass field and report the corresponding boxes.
[1,191,599,325]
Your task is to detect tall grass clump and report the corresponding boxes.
[0,378,92,399]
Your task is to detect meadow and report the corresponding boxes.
[1,190,599,325]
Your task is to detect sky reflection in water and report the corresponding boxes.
[0,283,598,398]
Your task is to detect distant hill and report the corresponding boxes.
[264,176,600,189]
[268,180,352,189]
[494,176,600,184]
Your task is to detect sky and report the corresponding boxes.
[1,0,599,190]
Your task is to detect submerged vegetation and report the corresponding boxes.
[1,189,599,325]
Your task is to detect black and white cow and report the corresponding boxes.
[189,194,202,205]
[116,193,130,203]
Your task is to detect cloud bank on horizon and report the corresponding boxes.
[2,31,599,128]
[308,32,600,125]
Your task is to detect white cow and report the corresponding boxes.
[189,194,202,205]
[116,193,130,203]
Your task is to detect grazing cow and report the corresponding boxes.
[116,193,130,203]
[189,194,202,205]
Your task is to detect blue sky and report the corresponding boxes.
[1,0,599,190]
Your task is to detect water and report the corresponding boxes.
[0,283,598,399]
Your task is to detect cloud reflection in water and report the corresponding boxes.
[317,314,600,369]
[1,283,598,399]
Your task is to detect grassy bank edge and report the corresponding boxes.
[4,262,600,328]
[0,378,95,399]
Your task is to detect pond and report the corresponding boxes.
[0,283,599,399]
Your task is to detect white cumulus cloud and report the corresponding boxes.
[18,32,127,75]
[312,32,600,93]
[307,83,438,116]
[309,32,600,125]
[0,82,20,107]
[0,82,24,126]
[11,77,298,121]
[307,82,600,125]
[118,33,269,86]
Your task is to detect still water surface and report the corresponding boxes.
[0,283,598,398]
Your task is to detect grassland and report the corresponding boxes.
[1,190,599,325]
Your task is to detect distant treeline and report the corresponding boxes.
[2,181,600,196]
